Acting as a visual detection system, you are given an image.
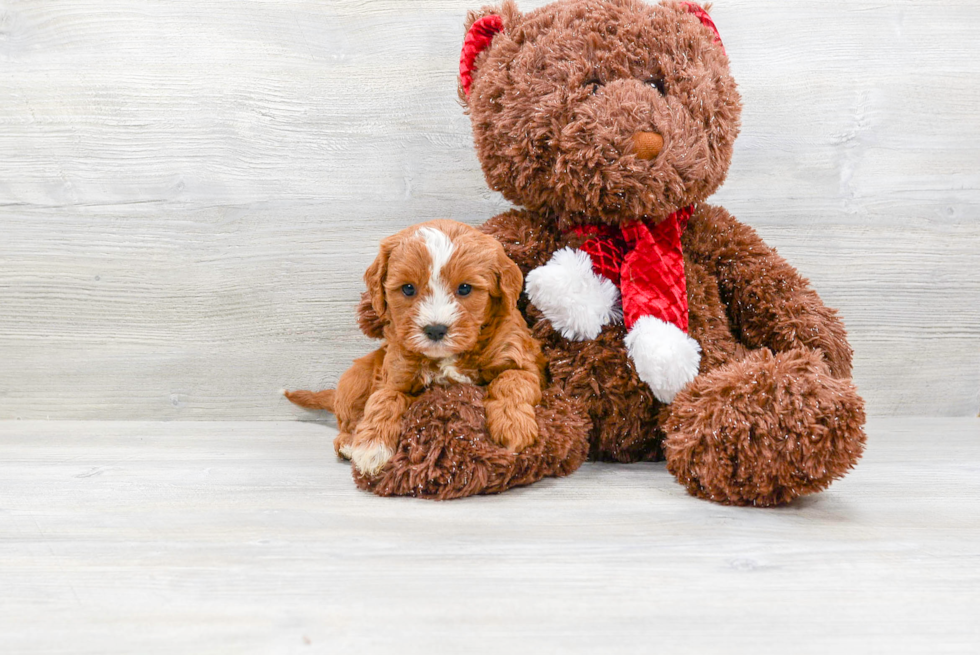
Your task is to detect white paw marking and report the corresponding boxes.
[349,441,394,477]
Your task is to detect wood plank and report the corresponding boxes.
[0,0,977,418]
[0,417,977,653]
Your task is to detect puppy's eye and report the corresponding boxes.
[456,283,472,297]
[401,284,416,297]
[584,77,604,95]
[645,76,667,95]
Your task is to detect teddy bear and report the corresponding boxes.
[455,0,867,506]
[325,0,865,506]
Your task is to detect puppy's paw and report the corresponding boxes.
[525,248,621,341]
[334,432,354,459]
[349,439,395,477]
[486,400,538,453]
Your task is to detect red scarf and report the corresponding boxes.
[569,206,693,333]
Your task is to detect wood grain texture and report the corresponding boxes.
[0,1,977,419]
[0,417,978,653]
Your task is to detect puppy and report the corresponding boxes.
[286,219,544,477]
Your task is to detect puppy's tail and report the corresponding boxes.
[283,389,336,413]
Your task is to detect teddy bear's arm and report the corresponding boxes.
[685,205,853,378]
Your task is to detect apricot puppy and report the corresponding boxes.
[286,219,545,477]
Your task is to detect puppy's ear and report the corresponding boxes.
[356,291,386,339]
[363,236,397,323]
[492,243,524,310]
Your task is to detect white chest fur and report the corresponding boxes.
[421,357,474,386]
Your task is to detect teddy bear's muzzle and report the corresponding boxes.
[632,131,664,160]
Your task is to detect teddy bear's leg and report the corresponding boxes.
[662,347,865,506]
[352,384,591,500]
[664,207,867,505]
[530,310,666,462]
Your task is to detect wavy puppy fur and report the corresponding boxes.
[287,219,545,477]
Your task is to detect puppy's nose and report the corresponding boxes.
[632,131,664,160]
[423,324,449,342]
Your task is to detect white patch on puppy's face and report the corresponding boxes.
[412,226,461,357]
[382,220,497,361]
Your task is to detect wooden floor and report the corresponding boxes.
[1,418,977,654]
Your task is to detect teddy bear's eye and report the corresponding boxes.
[583,77,604,95]
[645,76,667,95]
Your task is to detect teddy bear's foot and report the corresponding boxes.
[662,347,866,507]
[529,309,667,462]
[352,384,591,500]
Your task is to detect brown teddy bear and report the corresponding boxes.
[309,0,866,505]
[461,0,867,505]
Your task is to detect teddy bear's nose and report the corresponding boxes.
[632,132,664,160]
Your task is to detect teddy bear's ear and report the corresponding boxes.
[458,2,521,100]
[666,1,726,55]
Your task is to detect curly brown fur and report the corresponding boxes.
[521,226,746,463]
[682,205,856,379]
[528,305,664,461]
[662,348,866,506]
[353,384,591,500]
[463,0,739,227]
[463,0,865,505]
[356,291,386,340]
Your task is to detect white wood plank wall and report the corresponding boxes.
[1,1,977,420]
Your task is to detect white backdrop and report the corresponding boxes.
[1,0,977,419]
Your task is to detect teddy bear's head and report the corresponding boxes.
[459,0,740,227]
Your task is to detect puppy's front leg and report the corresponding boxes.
[348,388,413,477]
[485,370,542,453]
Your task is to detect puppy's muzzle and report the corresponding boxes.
[423,323,449,342]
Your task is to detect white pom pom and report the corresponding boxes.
[625,316,701,403]
[525,248,621,341]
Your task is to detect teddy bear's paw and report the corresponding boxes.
[624,316,701,403]
[351,384,591,500]
[525,248,621,341]
[662,348,867,506]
